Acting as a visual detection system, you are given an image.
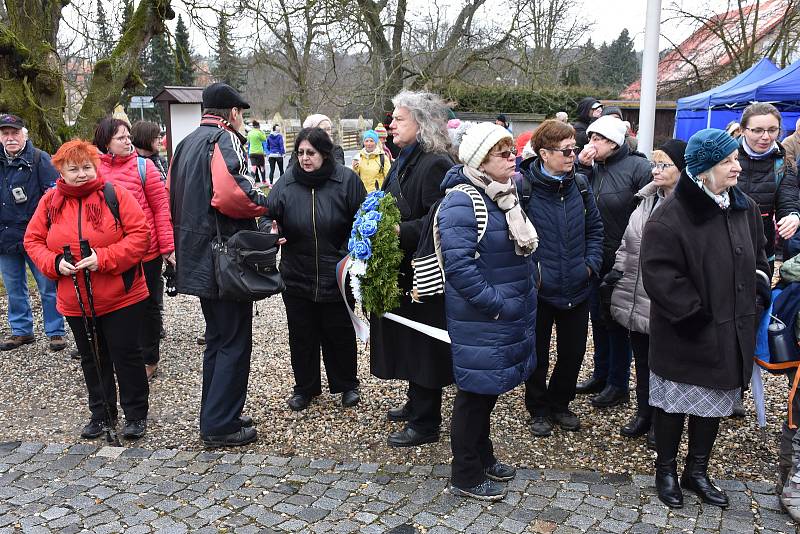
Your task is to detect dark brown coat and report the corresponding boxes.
[641,171,769,390]
[369,144,455,389]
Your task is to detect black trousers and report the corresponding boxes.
[525,299,589,416]
[283,294,358,396]
[407,381,443,435]
[629,331,652,419]
[653,407,720,467]
[250,154,266,183]
[268,156,284,182]
[68,301,148,423]
[200,298,253,436]
[450,389,498,488]
[140,257,163,365]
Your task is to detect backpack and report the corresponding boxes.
[136,156,147,187]
[411,184,488,302]
[517,171,590,210]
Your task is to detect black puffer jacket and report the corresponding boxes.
[260,161,366,302]
[573,97,600,151]
[737,141,800,258]
[579,142,652,275]
[169,115,269,300]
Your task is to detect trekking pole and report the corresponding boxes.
[64,244,121,446]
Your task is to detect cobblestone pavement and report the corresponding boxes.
[0,441,797,534]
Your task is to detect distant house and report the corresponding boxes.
[622,0,796,99]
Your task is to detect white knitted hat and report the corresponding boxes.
[586,115,627,146]
[458,122,513,169]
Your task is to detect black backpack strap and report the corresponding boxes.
[518,175,533,209]
[574,173,590,208]
[102,181,122,229]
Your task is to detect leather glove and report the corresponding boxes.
[756,272,772,308]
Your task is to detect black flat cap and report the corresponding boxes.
[202,83,250,110]
[0,114,25,129]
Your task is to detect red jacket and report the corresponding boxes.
[99,151,174,261]
[24,179,151,317]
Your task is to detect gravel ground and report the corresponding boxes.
[0,290,791,484]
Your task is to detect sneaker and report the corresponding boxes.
[485,462,516,482]
[122,419,147,440]
[0,334,34,351]
[48,335,67,352]
[450,479,507,501]
[551,410,581,431]
[530,416,553,437]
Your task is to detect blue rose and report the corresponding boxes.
[363,210,382,222]
[348,237,356,252]
[359,219,378,238]
[351,239,372,260]
[361,195,381,212]
[350,227,357,238]
[367,190,385,200]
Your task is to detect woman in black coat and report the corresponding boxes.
[262,127,366,411]
[369,91,454,448]
[641,128,770,509]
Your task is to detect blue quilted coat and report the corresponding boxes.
[436,165,537,395]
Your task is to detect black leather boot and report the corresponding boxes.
[682,416,728,508]
[653,408,684,508]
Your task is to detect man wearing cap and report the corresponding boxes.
[168,83,268,447]
[574,115,652,410]
[0,114,65,352]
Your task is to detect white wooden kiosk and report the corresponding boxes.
[153,86,204,162]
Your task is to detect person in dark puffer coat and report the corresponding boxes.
[574,115,652,408]
[438,122,538,502]
[518,120,603,438]
[736,103,800,267]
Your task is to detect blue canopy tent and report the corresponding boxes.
[674,58,779,140]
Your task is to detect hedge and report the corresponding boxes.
[439,85,620,119]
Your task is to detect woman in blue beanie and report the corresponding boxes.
[352,130,388,192]
[640,128,770,509]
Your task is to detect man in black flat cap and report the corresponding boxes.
[168,83,268,447]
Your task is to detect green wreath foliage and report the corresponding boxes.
[360,194,404,316]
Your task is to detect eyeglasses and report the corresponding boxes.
[489,148,516,159]
[649,162,675,171]
[546,146,579,157]
[296,149,318,157]
[745,127,780,137]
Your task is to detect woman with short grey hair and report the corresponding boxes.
[370,90,456,448]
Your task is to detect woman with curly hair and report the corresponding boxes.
[370,91,455,448]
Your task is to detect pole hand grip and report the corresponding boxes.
[62,245,75,265]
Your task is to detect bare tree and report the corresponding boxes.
[0,0,174,150]
[513,0,594,86]
[666,0,800,77]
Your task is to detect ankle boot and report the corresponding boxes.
[682,416,728,508]
[653,408,685,509]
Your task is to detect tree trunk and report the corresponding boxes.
[0,0,173,152]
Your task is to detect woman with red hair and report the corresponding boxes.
[24,139,152,441]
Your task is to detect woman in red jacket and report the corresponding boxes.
[24,139,152,440]
[93,118,174,380]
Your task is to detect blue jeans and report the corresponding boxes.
[0,251,64,337]
[588,278,632,390]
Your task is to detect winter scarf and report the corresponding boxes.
[461,165,539,255]
[48,176,107,229]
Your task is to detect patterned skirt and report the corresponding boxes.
[649,371,740,418]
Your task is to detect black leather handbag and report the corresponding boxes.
[212,214,285,301]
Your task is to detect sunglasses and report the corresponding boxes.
[489,148,516,159]
[546,146,579,157]
[296,149,318,157]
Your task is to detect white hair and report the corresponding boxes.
[391,91,451,154]
[555,112,568,123]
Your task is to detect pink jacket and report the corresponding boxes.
[99,152,174,261]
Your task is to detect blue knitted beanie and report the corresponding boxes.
[685,128,739,176]
[363,130,379,144]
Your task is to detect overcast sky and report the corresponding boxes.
[176,0,731,56]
